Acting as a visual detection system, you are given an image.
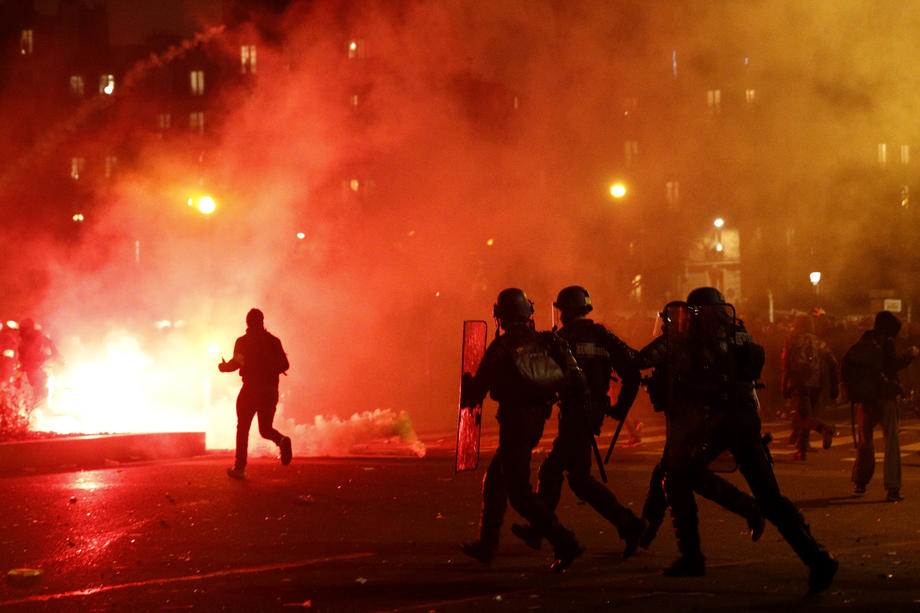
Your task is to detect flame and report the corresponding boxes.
[24,327,426,458]
[31,330,209,435]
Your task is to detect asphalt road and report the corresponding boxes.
[3,408,920,612]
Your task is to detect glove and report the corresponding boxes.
[218,358,232,372]
[608,402,627,422]
[460,372,479,409]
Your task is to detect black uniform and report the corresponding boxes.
[637,332,762,552]
[640,302,837,593]
[461,321,585,568]
[529,318,645,553]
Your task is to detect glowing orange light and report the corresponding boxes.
[197,196,216,215]
[296,232,305,240]
[609,183,627,198]
[486,238,494,246]
[713,217,725,228]
[72,213,85,222]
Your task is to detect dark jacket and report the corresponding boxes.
[858,329,915,402]
[557,318,640,418]
[220,326,289,387]
[463,323,586,419]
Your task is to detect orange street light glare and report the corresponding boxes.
[609,183,627,198]
[197,196,216,215]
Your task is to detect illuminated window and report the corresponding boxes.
[624,140,638,167]
[901,144,910,165]
[347,39,367,59]
[189,70,205,95]
[157,112,171,131]
[69,75,84,98]
[20,30,33,55]
[666,180,680,209]
[104,156,117,178]
[241,44,257,74]
[99,74,115,95]
[706,89,721,115]
[189,112,205,135]
[70,157,85,180]
[878,143,887,165]
[745,88,756,104]
[341,178,375,199]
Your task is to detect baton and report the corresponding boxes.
[850,401,858,449]
[604,418,626,465]
[591,436,608,483]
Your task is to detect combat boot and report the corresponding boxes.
[623,516,648,559]
[511,523,542,550]
[747,508,766,542]
[821,426,835,450]
[807,552,838,595]
[550,540,585,573]
[460,540,496,564]
[661,554,706,577]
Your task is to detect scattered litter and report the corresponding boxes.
[887,551,897,556]
[281,601,312,608]
[69,496,77,504]
[160,520,170,529]
[7,568,43,587]
[494,595,503,601]
[295,495,314,506]
[165,494,176,504]
[355,577,367,584]
[362,467,375,471]
[436,513,445,519]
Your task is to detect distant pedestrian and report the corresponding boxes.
[781,314,839,460]
[219,308,292,480]
[17,318,60,404]
[845,311,919,501]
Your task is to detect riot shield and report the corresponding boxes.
[662,300,740,472]
[456,320,487,472]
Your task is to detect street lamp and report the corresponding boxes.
[810,271,821,302]
[609,183,627,199]
[197,196,216,215]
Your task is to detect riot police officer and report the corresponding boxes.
[511,286,646,557]
[638,287,837,595]
[460,288,586,571]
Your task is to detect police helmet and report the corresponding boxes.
[493,288,534,323]
[553,286,593,316]
[686,286,726,307]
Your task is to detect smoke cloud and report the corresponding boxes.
[3,0,919,442]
